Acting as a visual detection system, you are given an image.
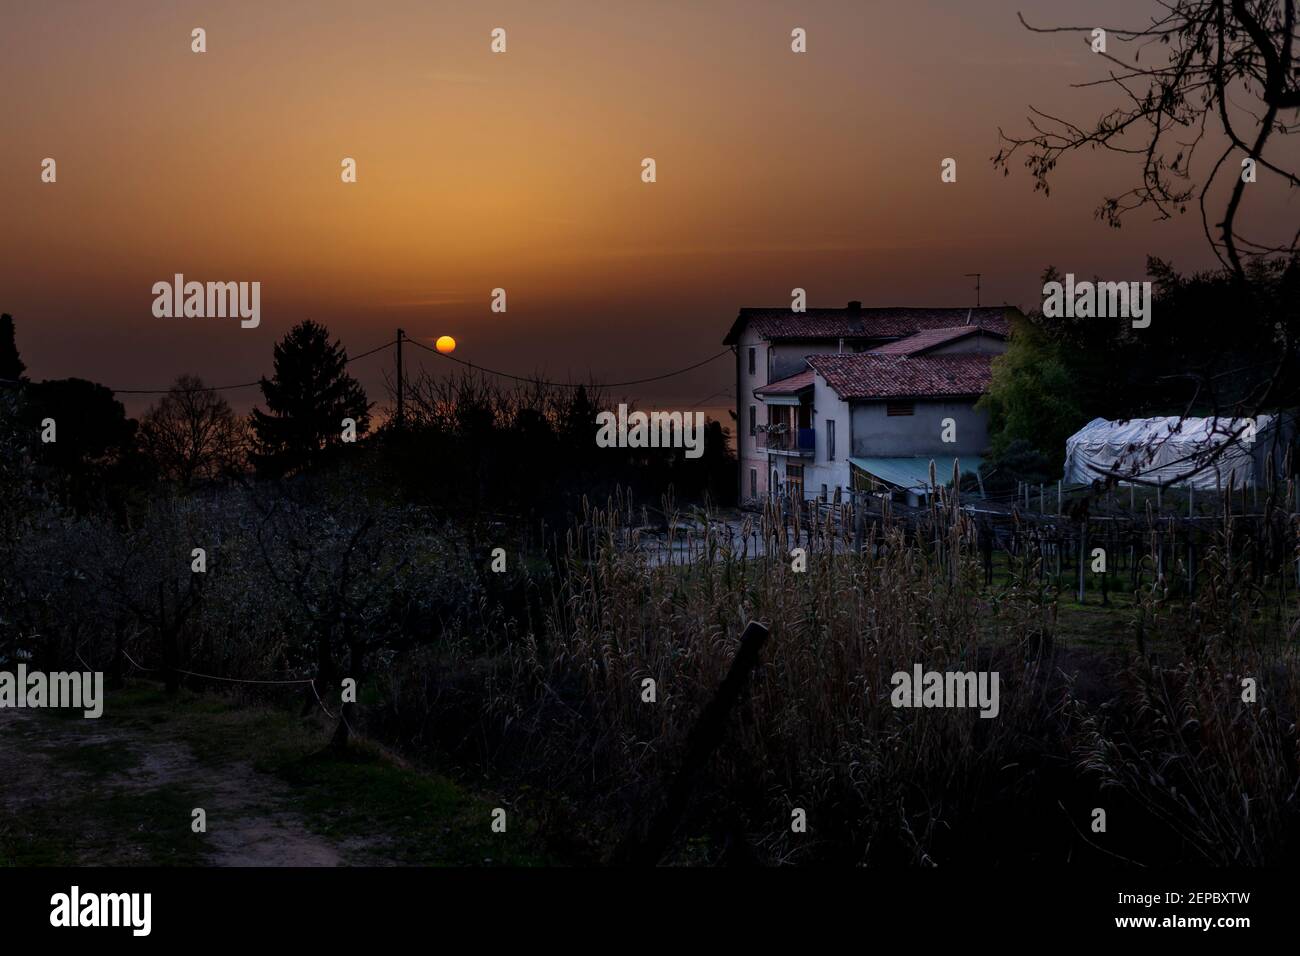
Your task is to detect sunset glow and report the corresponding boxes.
[1,0,1296,416]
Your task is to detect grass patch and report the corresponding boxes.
[0,780,207,867]
[272,744,546,866]
[40,738,142,776]
[12,681,551,866]
[1054,600,1138,650]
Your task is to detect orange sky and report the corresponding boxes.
[2,0,1297,417]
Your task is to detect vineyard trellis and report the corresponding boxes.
[624,462,1300,616]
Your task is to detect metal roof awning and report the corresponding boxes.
[849,455,983,491]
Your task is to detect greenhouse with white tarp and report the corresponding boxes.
[1062,415,1295,489]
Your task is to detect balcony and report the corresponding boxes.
[757,426,815,457]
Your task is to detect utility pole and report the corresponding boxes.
[964,273,982,307]
[395,328,405,429]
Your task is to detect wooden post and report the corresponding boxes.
[620,621,772,865]
[395,327,405,428]
[1077,522,1087,604]
[1156,521,1163,582]
[853,491,865,552]
[1100,534,1109,606]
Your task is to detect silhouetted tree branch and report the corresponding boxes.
[995,1,1299,281]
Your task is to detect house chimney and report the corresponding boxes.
[847,300,862,314]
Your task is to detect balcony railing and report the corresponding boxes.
[757,427,815,456]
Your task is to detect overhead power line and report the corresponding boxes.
[104,338,398,395]
[405,337,732,388]
[4,334,732,396]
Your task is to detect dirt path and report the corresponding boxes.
[0,705,359,866]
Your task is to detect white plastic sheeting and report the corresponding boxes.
[1063,416,1272,488]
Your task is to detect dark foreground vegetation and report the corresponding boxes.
[0,682,547,866]
[1,312,1298,866]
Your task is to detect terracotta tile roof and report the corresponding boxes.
[754,368,815,396]
[806,352,994,401]
[869,325,1004,355]
[723,305,1012,345]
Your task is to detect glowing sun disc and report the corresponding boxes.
[435,335,456,354]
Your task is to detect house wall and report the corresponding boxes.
[755,342,859,502]
[768,338,882,380]
[736,326,770,502]
[850,399,989,458]
[769,341,822,381]
[926,332,1007,356]
[803,370,852,500]
[760,371,856,503]
[733,314,1015,503]
[746,335,860,503]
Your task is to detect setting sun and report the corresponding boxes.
[435,335,456,354]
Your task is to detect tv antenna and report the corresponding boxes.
[964,273,982,307]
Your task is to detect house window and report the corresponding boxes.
[826,419,836,460]
[749,405,757,437]
[747,347,756,375]
[886,401,915,417]
[749,468,757,498]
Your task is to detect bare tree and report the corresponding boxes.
[140,374,246,486]
[254,490,410,749]
[995,1,1299,282]
[995,3,1300,487]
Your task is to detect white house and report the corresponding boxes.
[723,301,1016,504]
